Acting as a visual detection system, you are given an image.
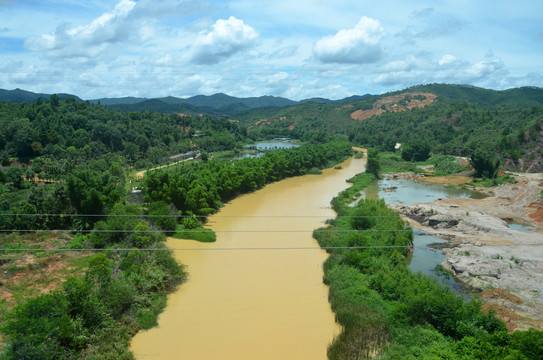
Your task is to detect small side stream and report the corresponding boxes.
[363,175,486,297]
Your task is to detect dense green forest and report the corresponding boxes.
[0,95,249,232]
[1,84,543,359]
[143,141,353,215]
[232,84,543,172]
[0,94,354,358]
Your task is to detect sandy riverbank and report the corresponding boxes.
[389,172,543,331]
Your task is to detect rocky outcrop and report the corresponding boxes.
[390,172,543,331]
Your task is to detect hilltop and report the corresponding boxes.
[2,84,543,171]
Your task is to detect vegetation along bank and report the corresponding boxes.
[315,165,543,359]
[1,84,543,358]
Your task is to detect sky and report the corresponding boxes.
[0,0,542,100]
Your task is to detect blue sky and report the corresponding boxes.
[0,0,541,100]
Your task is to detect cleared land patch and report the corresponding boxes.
[350,91,438,120]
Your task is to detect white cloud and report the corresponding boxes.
[373,52,506,90]
[467,57,504,80]
[25,0,138,59]
[439,54,457,65]
[2,0,540,100]
[190,16,258,65]
[313,16,385,64]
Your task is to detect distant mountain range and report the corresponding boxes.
[0,88,83,103]
[1,85,542,116]
[90,92,371,114]
[0,88,369,115]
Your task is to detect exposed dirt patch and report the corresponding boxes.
[350,92,437,121]
[420,175,473,185]
[528,199,543,223]
[482,303,521,331]
[350,108,384,121]
[334,104,354,110]
[254,116,287,127]
[388,171,474,185]
[482,288,524,305]
[0,233,92,314]
[11,272,26,282]
[0,289,14,302]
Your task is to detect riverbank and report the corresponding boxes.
[389,171,543,331]
[132,155,366,359]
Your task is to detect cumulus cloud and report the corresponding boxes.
[373,51,506,90]
[190,16,258,65]
[313,16,384,64]
[438,54,457,66]
[467,56,504,80]
[24,0,139,59]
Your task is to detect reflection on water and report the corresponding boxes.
[131,156,366,360]
[237,141,300,159]
[407,231,470,299]
[364,175,486,206]
[245,141,300,151]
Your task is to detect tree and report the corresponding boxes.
[471,149,500,179]
[365,149,380,179]
[2,293,75,359]
[0,151,9,166]
[147,201,177,235]
[6,166,24,189]
[401,140,431,162]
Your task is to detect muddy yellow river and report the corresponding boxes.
[132,155,365,359]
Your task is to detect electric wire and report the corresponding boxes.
[0,244,541,252]
[0,213,400,218]
[0,246,413,252]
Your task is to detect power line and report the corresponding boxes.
[0,213,400,218]
[0,229,411,233]
[0,246,411,252]
[1,244,541,252]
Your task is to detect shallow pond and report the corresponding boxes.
[507,222,539,232]
[236,141,301,159]
[245,141,300,151]
[362,175,486,205]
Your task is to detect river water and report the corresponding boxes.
[131,156,366,359]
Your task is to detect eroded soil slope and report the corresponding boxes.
[350,92,438,120]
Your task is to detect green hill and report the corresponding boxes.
[0,88,82,103]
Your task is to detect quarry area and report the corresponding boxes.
[390,172,543,331]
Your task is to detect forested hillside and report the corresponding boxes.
[232,84,543,171]
[1,85,543,358]
[0,94,355,358]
